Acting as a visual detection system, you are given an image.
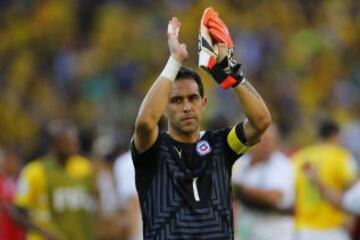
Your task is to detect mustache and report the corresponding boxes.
[180,115,197,121]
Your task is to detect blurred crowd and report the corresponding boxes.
[0,0,360,240]
[0,0,359,158]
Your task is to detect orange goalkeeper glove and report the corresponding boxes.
[199,7,244,89]
[198,7,218,70]
[207,13,233,49]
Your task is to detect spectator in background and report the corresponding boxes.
[293,119,357,240]
[303,165,359,215]
[303,165,360,240]
[13,121,96,240]
[92,133,125,240]
[114,150,142,240]
[0,1,360,162]
[0,149,25,240]
[232,124,294,240]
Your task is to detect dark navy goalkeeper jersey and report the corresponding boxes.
[131,127,251,240]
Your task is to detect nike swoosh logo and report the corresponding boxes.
[200,37,215,53]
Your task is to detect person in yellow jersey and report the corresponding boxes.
[292,119,358,240]
[303,165,360,215]
[13,121,96,240]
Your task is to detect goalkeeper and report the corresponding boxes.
[131,7,271,240]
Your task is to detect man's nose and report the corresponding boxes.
[183,100,192,112]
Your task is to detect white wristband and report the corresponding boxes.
[160,56,181,81]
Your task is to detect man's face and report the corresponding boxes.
[0,152,21,176]
[252,125,278,162]
[165,79,207,135]
[54,130,79,158]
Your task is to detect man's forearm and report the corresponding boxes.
[11,206,59,239]
[233,79,271,142]
[237,185,282,207]
[135,63,177,130]
[126,197,142,239]
[315,180,343,209]
[305,168,344,209]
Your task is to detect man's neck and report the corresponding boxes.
[319,137,340,146]
[167,129,200,143]
[51,152,68,167]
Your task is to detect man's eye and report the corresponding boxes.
[190,95,200,101]
[171,98,182,104]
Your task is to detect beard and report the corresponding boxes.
[170,119,199,136]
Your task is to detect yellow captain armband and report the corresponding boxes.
[227,126,253,155]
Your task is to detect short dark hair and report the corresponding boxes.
[318,119,339,140]
[175,67,204,97]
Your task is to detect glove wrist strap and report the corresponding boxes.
[230,65,245,88]
[208,58,245,89]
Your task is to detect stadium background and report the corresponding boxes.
[0,0,359,159]
[0,0,359,238]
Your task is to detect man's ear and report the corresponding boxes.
[202,96,208,109]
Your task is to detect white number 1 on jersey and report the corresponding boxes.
[192,177,200,202]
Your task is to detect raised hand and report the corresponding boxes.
[167,17,188,62]
[206,11,234,48]
[303,162,320,183]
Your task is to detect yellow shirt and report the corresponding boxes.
[293,143,357,230]
[15,155,93,240]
